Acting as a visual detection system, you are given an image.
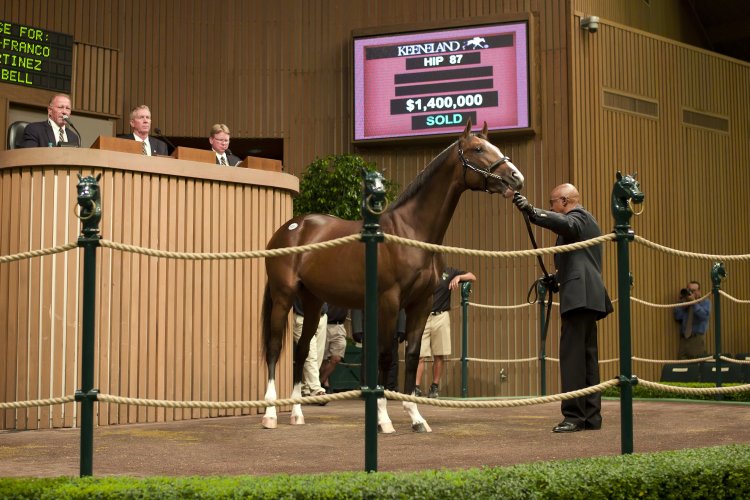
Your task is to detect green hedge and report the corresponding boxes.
[602,382,750,402]
[2,445,749,499]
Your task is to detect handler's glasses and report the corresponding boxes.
[549,197,566,207]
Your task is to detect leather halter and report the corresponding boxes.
[458,145,511,193]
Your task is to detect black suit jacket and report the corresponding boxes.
[215,151,242,166]
[116,133,169,156]
[20,121,80,148]
[529,206,613,318]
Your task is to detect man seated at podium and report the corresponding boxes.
[117,104,168,156]
[20,93,80,148]
[209,123,241,166]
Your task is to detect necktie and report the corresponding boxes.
[684,306,694,338]
[58,127,65,144]
[220,156,227,165]
[142,141,149,156]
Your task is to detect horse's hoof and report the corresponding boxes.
[412,422,432,433]
[378,422,395,434]
[261,416,277,429]
[290,415,305,425]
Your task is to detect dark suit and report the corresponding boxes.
[20,121,80,148]
[215,151,241,166]
[116,133,169,156]
[528,206,613,428]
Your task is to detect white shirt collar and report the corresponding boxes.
[134,135,151,155]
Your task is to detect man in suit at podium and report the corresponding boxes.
[117,105,168,156]
[20,94,80,148]
[209,123,241,166]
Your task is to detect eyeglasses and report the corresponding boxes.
[549,197,566,206]
[213,138,230,143]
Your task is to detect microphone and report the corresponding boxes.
[226,149,240,166]
[62,115,82,148]
[153,128,177,152]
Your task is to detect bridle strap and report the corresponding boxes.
[458,146,510,193]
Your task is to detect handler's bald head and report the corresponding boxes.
[549,183,580,214]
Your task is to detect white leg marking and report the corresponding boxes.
[290,383,305,425]
[403,401,431,433]
[377,397,395,434]
[261,380,278,429]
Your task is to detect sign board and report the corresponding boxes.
[353,20,529,142]
[0,20,74,92]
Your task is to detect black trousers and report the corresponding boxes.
[559,309,601,427]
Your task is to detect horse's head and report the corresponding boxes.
[457,119,524,197]
[77,173,103,235]
[611,171,644,222]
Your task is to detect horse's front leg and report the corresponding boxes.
[375,333,396,434]
[290,382,305,425]
[402,333,431,433]
[262,378,278,429]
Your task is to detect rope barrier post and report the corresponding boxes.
[537,280,548,396]
[611,171,644,455]
[711,262,726,399]
[460,282,472,398]
[74,173,102,477]
[360,170,386,473]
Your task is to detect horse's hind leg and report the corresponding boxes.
[261,285,294,429]
[401,311,432,433]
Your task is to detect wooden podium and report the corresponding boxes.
[239,156,282,172]
[90,135,143,154]
[170,146,216,164]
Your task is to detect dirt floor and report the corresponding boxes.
[1,398,749,477]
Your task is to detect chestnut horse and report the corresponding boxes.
[261,120,524,432]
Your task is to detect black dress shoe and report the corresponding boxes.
[553,421,584,433]
[585,422,602,430]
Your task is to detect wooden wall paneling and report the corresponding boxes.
[15,171,31,430]
[154,175,167,423]
[188,180,201,419]
[173,177,187,421]
[1,172,14,428]
[51,169,68,428]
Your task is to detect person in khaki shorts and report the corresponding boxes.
[416,266,476,398]
[319,304,349,393]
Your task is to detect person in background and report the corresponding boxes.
[673,281,710,359]
[513,184,613,433]
[20,94,79,148]
[415,266,476,398]
[292,297,327,399]
[350,309,405,391]
[209,123,241,166]
[117,105,168,156]
[319,304,349,393]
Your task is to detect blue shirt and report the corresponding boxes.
[673,299,711,335]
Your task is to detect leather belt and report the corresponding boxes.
[430,311,446,316]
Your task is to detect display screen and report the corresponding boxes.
[353,21,529,142]
[0,20,74,93]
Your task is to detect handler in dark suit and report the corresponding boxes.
[208,123,241,166]
[117,104,168,156]
[513,184,613,433]
[20,93,80,148]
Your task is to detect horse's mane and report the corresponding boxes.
[387,140,457,212]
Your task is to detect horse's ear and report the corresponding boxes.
[77,173,82,181]
[616,171,623,180]
[481,121,488,137]
[462,118,473,138]
[96,173,102,181]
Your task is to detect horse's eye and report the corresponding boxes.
[474,146,482,153]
